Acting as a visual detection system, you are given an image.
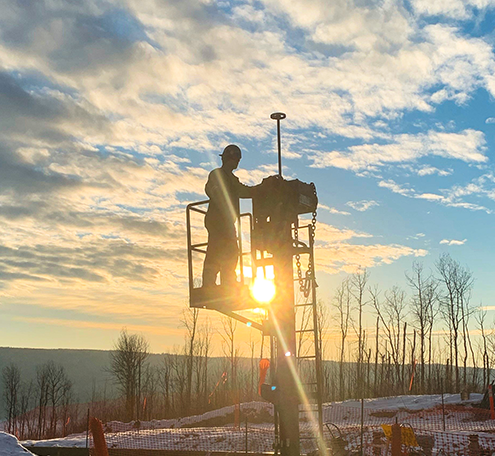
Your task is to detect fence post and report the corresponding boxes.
[360,397,364,456]
[245,413,248,454]
[391,420,401,456]
[441,382,446,431]
[488,384,495,420]
[468,434,480,456]
[86,408,90,449]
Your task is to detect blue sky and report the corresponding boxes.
[1,0,495,353]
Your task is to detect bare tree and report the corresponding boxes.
[2,363,21,435]
[476,307,490,387]
[110,329,149,421]
[181,307,199,413]
[436,253,473,392]
[42,361,73,438]
[332,277,352,399]
[350,268,369,396]
[220,316,240,404]
[371,285,408,391]
[36,362,50,439]
[406,262,438,393]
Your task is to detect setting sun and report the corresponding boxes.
[250,276,276,304]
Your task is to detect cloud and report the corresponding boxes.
[439,238,467,245]
[377,175,494,214]
[311,129,487,172]
[411,0,495,20]
[312,221,428,274]
[378,179,414,197]
[417,166,452,177]
[486,117,495,124]
[0,0,494,343]
[346,200,379,212]
[319,204,351,216]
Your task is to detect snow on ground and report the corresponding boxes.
[0,432,36,456]
[22,393,490,453]
[338,393,482,410]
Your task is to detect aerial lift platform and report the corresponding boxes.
[186,113,324,456]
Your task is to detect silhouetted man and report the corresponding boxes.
[202,144,255,287]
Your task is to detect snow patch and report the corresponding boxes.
[0,432,36,456]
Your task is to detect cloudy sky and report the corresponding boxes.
[1,0,495,352]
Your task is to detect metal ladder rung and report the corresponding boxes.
[294,302,315,307]
[296,328,315,334]
[297,355,317,360]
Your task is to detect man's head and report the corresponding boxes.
[220,144,242,171]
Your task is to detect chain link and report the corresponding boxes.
[295,183,318,297]
[294,223,304,292]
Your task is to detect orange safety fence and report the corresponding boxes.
[89,400,495,455]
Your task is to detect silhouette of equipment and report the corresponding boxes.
[187,176,316,311]
[186,113,323,456]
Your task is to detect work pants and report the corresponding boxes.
[202,223,238,287]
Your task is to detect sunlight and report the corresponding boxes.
[250,267,276,303]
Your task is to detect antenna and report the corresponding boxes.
[270,112,286,177]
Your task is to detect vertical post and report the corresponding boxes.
[309,225,323,435]
[272,216,299,456]
[271,334,279,455]
[86,408,90,449]
[277,120,282,177]
[391,419,402,456]
[270,112,286,178]
[360,397,364,456]
[441,380,446,431]
[137,362,141,422]
[468,434,480,456]
[488,384,495,419]
[245,413,249,454]
[186,203,194,293]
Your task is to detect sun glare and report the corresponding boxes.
[251,275,276,303]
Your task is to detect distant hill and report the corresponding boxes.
[0,347,242,421]
[0,347,117,419]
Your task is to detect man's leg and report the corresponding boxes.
[219,233,239,286]
[202,230,222,286]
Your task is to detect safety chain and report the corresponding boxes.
[295,183,318,298]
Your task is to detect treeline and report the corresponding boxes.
[2,360,83,440]
[3,253,494,440]
[323,253,492,401]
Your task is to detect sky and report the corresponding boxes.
[1,0,495,354]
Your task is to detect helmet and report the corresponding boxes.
[220,144,242,160]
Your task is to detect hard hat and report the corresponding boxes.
[220,144,242,160]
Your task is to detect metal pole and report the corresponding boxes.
[272,217,299,456]
[441,379,446,431]
[277,120,282,176]
[245,413,249,454]
[270,112,286,177]
[271,334,279,455]
[86,408,89,449]
[360,397,364,456]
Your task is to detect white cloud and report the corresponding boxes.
[311,129,487,172]
[319,204,350,215]
[440,238,467,245]
[416,193,444,201]
[485,117,495,124]
[346,200,379,212]
[313,221,428,274]
[411,0,495,19]
[417,166,452,176]
[378,180,413,196]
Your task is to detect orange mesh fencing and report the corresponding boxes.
[89,401,495,455]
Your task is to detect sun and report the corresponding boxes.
[250,276,276,304]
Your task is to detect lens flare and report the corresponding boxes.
[251,276,276,303]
